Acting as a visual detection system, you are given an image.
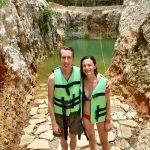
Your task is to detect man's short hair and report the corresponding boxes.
[59,46,74,57]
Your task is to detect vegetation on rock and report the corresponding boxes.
[39,6,54,34]
[0,0,6,7]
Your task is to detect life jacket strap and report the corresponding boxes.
[54,95,80,103]
[95,105,106,121]
[92,92,105,99]
[80,119,89,140]
[62,97,68,140]
[54,95,80,109]
[55,81,80,95]
[55,81,80,88]
[54,100,80,109]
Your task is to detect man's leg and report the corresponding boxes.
[69,132,76,150]
[69,112,83,150]
[60,137,68,150]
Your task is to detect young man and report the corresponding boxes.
[48,46,83,150]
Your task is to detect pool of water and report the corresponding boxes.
[37,38,116,84]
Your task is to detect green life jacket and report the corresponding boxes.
[53,66,80,116]
[80,76,107,124]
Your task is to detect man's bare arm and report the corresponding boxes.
[48,74,61,134]
[48,73,57,125]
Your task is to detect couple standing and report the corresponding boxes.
[48,46,111,150]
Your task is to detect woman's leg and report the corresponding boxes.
[96,122,109,150]
[83,117,95,150]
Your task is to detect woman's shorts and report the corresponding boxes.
[53,111,83,137]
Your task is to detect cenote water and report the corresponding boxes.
[37,38,116,84]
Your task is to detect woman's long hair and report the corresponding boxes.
[80,55,98,79]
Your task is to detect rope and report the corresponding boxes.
[98,21,128,150]
[99,37,107,72]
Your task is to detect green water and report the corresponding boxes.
[38,38,116,84]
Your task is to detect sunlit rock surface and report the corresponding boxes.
[51,4,122,39]
[0,0,56,149]
[106,0,150,115]
[106,0,150,149]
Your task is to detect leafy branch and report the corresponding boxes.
[0,0,6,7]
[39,6,54,34]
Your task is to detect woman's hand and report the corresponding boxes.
[106,81,111,91]
[104,120,112,132]
[52,123,61,135]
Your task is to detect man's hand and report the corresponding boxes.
[52,123,61,135]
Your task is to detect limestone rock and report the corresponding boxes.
[117,125,132,139]
[29,118,47,124]
[134,122,150,150]
[23,124,36,134]
[27,138,50,149]
[120,103,129,112]
[34,124,51,135]
[119,120,138,128]
[77,135,89,148]
[39,130,54,141]
[37,108,48,114]
[112,112,126,120]
[39,104,48,108]
[108,131,116,142]
[19,134,34,146]
[30,107,38,116]
[31,113,46,119]
[110,146,121,150]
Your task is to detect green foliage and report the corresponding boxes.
[0,0,6,7]
[39,6,54,33]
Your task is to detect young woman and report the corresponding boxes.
[80,55,111,150]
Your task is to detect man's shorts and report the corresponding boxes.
[53,111,83,137]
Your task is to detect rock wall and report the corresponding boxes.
[0,0,56,149]
[0,2,122,149]
[106,0,150,116]
[51,4,122,39]
[3,0,147,149]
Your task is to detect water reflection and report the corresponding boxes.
[38,38,116,84]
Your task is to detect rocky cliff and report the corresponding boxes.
[0,0,56,149]
[51,3,122,39]
[106,0,150,116]
[2,0,150,149]
[0,1,122,149]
